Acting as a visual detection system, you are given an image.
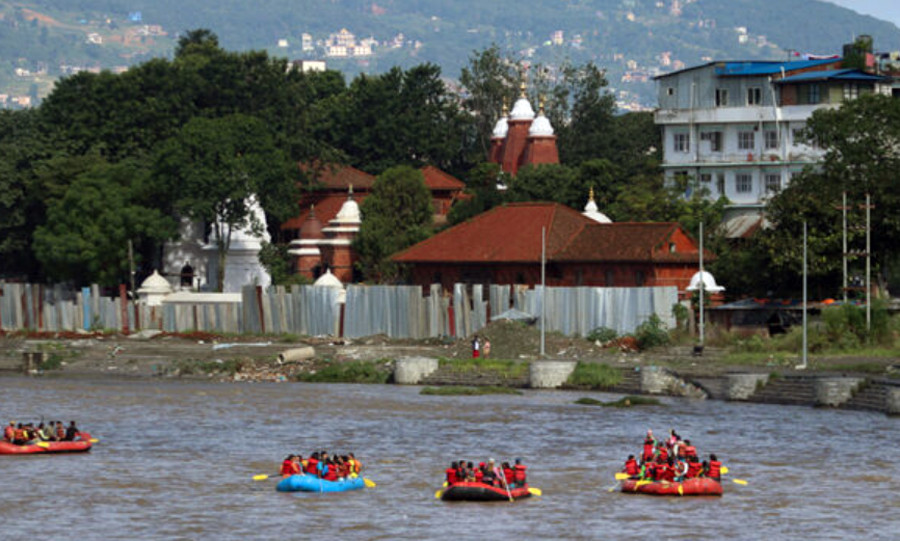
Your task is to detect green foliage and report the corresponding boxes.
[566,362,623,388]
[586,327,618,343]
[634,314,670,350]
[354,165,433,282]
[574,395,661,407]
[459,45,520,160]
[438,357,528,378]
[420,386,521,396]
[166,358,248,376]
[823,301,891,346]
[259,242,312,287]
[671,303,689,330]
[447,162,509,226]
[295,360,392,384]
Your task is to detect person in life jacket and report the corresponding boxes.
[706,454,722,481]
[306,453,320,476]
[623,455,640,477]
[481,463,496,486]
[656,443,668,463]
[474,463,485,483]
[55,421,65,441]
[682,439,697,461]
[513,458,527,487]
[686,457,703,479]
[642,430,656,463]
[280,455,300,477]
[666,429,680,449]
[348,453,361,476]
[13,423,26,445]
[644,461,658,481]
[502,462,514,488]
[3,422,14,443]
[64,421,78,442]
[446,462,459,485]
[658,458,676,482]
[322,460,339,482]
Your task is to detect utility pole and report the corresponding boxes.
[540,226,546,357]
[841,191,848,303]
[799,221,808,370]
[698,221,704,346]
[865,193,872,334]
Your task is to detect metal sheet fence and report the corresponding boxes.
[1,281,678,339]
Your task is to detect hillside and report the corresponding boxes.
[2,0,900,109]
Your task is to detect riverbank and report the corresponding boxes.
[2,321,899,414]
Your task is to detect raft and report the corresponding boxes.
[276,474,366,493]
[621,477,723,496]
[440,481,532,502]
[0,433,93,455]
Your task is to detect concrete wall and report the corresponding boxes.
[393,357,439,385]
[726,373,769,400]
[815,377,864,407]
[529,361,577,389]
[887,388,900,416]
[640,367,707,398]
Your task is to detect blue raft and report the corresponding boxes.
[276,475,366,493]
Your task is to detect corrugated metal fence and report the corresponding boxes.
[0,281,677,338]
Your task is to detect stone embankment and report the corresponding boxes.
[395,357,900,416]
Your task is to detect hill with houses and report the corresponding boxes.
[2,0,900,109]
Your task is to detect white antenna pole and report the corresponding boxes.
[699,221,705,346]
[800,221,808,370]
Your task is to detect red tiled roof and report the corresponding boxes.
[420,165,466,191]
[393,204,705,264]
[393,203,592,263]
[282,193,368,231]
[299,162,376,190]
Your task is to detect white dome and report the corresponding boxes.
[332,191,361,225]
[687,271,725,293]
[583,189,612,223]
[313,269,344,288]
[528,112,554,137]
[138,270,173,294]
[509,96,535,120]
[491,116,509,138]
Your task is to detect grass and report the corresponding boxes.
[566,362,623,388]
[295,360,392,384]
[420,386,522,396]
[826,362,889,374]
[574,395,661,407]
[165,359,248,376]
[438,357,528,378]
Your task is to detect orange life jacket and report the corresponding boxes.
[13,428,25,441]
[624,459,639,476]
[707,461,722,479]
[513,464,527,483]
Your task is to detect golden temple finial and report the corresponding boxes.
[588,186,595,202]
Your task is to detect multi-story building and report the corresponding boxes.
[654,58,888,236]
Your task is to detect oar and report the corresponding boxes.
[89,438,99,443]
[527,487,542,496]
[615,472,630,480]
[36,441,50,448]
[252,474,278,481]
[434,489,443,499]
[732,478,748,485]
[721,466,729,474]
[363,478,376,488]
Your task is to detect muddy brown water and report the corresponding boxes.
[1,376,898,540]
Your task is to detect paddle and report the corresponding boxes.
[363,478,376,488]
[498,467,514,502]
[434,489,443,499]
[527,487,542,496]
[615,472,630,480]
[36,441,50,448]
[732,478,748,485]
[721,466,729,474]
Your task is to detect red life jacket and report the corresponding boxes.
[657,447,668,462]
[686,461,702,478]
[3,426,13,441]
[684,445,697,459]
[659,465,675,482]
[446,468,458,485]
[707,461,722,479]
[642,440,654,461]
[305,458,319,475]
[13,428,25,441]
[323,466,338,482]
[624,459,639,476]
[474,469,484,483]
[280,460,296,477]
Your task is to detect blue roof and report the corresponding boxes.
[714,59,839,76]
[775,69,888,84]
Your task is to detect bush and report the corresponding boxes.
[296,360,392,384]
[566,362,623,388]
[634,314,670,350]
[587,326,618,343]
[671,303,689,330]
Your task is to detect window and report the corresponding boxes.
[700,131,722,152]
[764,130,779,150]
[635,270,646,286]
[747,87,762,105]
[668,243,677,253]
[667,87,675,96]
[736,173,753,193]
[605,270,615,287]
[673,132,690,152]
[765,174,781,193]
[700,173,712,184]
[716,173,726,195]
[715,88,729,107]
[807,84,820,104]
[843,83,859,100]
[738,131,755,151]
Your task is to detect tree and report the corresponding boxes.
[554,62,617,165]
[353,166,433,282]
[458,45,520,160]
[32,160,176,286]
[507,163,581,207]
[447,162,510,226]
[153,114,296,291]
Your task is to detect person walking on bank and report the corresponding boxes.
[483,337,491,358]
[471,335,481,358]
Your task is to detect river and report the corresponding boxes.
[1,376,897,540]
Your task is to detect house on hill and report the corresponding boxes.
[392,201,708,295]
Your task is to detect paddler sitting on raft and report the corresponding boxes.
[280,455,304,478]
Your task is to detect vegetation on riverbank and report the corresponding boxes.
[565,362,623,388]
[438,357,529,378]
[420,386,522,396]
[295,359,393,384]
[161,358,248,377]
[575,395,661,407]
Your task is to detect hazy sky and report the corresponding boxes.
[824,0,900,27]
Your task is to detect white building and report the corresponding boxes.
[654,58,888,236]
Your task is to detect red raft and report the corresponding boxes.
[441,481,532,502]
[0,433,93,455]
[621,477,722,496]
